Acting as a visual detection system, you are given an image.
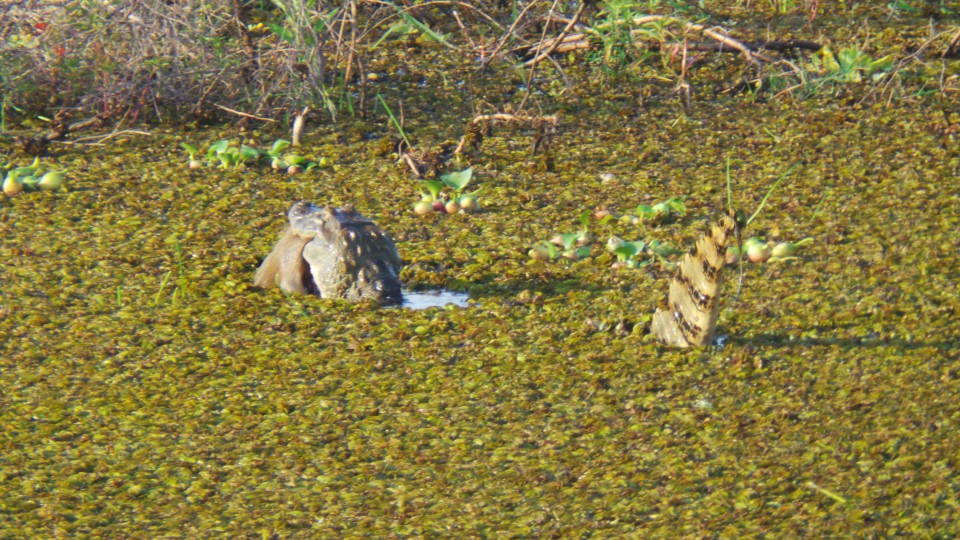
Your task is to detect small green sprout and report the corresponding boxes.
[528,242,560,261]
[606,236,679,269]
[266,139,292,170]
[810,46,895,83]
[413,170,482,215]
[742,237,771,263]
[180,143,202,169]
[238,145,262,165]
[635,196,686,225]
[770,237,814,262]
[771,237,813,257]
[608,238,650,269]
[206,140,233,169]
[2,169,24,196]
[3,158,66,196]
[36,170,66,191]
[421,180,444,202]
[555,232,591,260]
[440,167,472,195]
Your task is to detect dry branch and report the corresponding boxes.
[524,2,586,67]
[521,14,822,66]
[946,28,960,59]
[212,103,276,123]
[454,113,559,155]
[14,115,107,155]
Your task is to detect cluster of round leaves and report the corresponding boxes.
[413,168,481,215]
[181,139,329,175]
[530,204,686,268]
[728,237,813,264]
[2,158,66,196]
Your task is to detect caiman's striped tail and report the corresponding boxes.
[651,210,744,348]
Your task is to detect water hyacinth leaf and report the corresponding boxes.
[38,171,66,191]
[613,244,638,261]
[270,139,291,154]
[239,146,261,161]
[664,197,686,214]
[816,47,841,73]
[579,209,590,229]
[560,233,581,250]
[636,204,654,219]
[529,242,559,261]
[180,142,198,156]
[440,168,472,191]
[2,172,23,195]
[651,202,671,222]
[868,55,894,74]
[837,47,861,69]
[647,240,679,261]
[206,139,230,158]
[572,246,591,259]
[422,180,444,200]
[606,236,627,252]
[12,166,37,178]
[284,154,307,166]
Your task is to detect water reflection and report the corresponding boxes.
[399,289,470,310]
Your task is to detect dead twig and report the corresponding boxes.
[66,130,153,145]
[945,27,960,59]
[469,113,560,124]
[519,0,561,112]
[523,15,813,66]
[660,39,822,54]
[454,113,559,155]
[479,0,541,71]
[14,114,108,155]
[212,103,276,123]
[524,2,586,67]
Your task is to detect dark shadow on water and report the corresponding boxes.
[723,332,958,352]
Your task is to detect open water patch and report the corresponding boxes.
[399,289,470,310]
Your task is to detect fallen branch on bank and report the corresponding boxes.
[518,14,822,66]
[14,115,106,155]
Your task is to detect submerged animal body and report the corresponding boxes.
[651,210,743,348]
[254,201,403,304]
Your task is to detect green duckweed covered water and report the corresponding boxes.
[2,11,960,539]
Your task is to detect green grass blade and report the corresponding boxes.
[397,8,452,49]
[154,270,172,307]
[747,161,801,225]
[376,93,412,149]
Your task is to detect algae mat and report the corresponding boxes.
[2,96,960,536]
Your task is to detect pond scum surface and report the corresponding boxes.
[2,9,960,539]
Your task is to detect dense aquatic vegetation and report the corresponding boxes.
[2,1,960,537]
